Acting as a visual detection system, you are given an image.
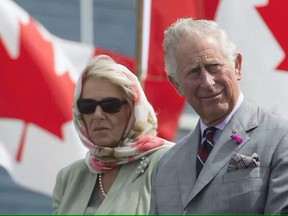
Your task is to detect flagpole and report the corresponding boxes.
[135,0,144,82]
[80,0,94,44]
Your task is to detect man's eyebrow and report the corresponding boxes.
[183,64,199,73]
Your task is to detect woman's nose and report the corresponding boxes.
[93,105,105,118]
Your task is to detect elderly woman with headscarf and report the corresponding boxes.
[52,54,174,214]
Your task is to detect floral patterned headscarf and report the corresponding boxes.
[73,55,167,174]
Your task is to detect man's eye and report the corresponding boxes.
[187,68,200,78]
[191,67,202,74]
[207,64,221,73]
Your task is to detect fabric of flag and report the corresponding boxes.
[0,0,89,195]
[143,0,288,141]
[215,0,288,119]
[141,0,220,140]
[0,0,184,196]
[0,0,138,196]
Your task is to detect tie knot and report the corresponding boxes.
[203,127,217,141]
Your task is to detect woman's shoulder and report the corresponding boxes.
[57,158,88,179]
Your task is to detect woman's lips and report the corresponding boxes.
[93,127,109,131]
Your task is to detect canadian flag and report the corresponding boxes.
[0,0,183,196]
[143,0,288,135]
[141,0,218,140]
[0,0,137,196]
[0,0,91,195]
[215,0,288,118]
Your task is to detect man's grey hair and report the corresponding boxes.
[162,18,237,80]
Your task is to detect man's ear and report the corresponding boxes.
[168,75,183,96]
[234,52,242,80]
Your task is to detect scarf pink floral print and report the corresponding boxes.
[73,56,166,174]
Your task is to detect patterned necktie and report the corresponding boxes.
[196,127,217,176]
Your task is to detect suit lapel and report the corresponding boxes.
[185,100,259,206]
[178,124,201,208]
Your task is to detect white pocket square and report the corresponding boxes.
[227,153,260,173]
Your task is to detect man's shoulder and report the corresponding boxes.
[255,103,288,128]
[157,133,193,166]
[238,99,288,128]
[259,111,288,138]
[147,140,175,164]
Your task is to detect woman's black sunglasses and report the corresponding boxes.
[77,98,128,114]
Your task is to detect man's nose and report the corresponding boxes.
[200,69,215,87]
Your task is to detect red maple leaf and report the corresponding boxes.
[0,18,75,161]
[256,0,288,72]
[203,0,220,20]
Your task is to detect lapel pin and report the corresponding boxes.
[230,129,243,144]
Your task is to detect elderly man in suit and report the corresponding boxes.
[149,18,288,214]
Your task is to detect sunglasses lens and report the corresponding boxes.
[77,99,96,114]
[77,98,127,114]
[101,100,122,113]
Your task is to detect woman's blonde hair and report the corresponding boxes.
[81,54,134,104]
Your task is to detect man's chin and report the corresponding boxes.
[201,110,227,125]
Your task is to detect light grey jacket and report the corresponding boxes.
[149,100,288,214]
[52,143,173,214]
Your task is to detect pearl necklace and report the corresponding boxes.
[98,173,107,197]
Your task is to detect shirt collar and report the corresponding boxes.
[200,92,244,135]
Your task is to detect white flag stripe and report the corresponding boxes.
[216,0,288,119]
[0,0,29,58]
[0,0,91,196]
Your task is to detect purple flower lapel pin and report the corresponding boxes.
[230,129,243,144]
